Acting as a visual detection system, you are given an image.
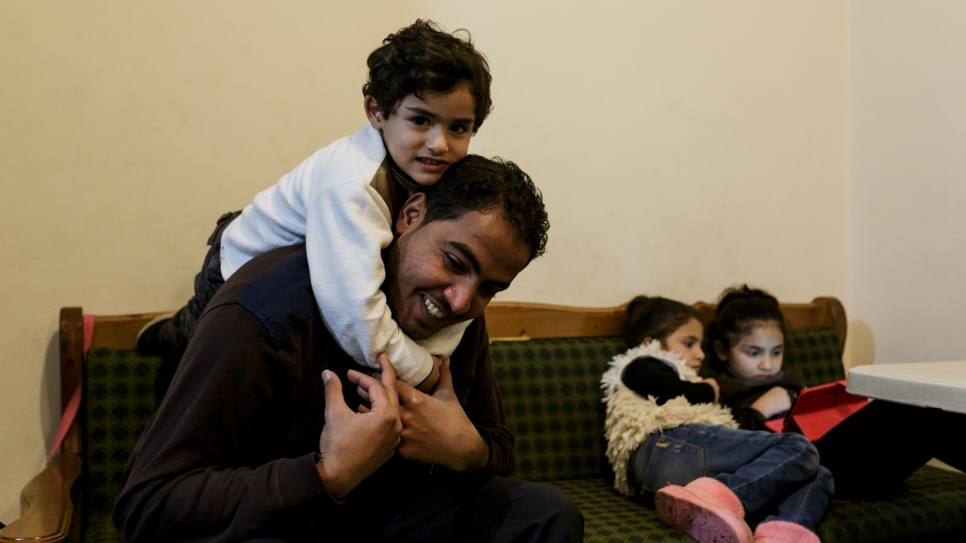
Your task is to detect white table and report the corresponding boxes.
[846,360,966,415]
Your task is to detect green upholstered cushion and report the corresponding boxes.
[783,326,845,387]
[548,478,696,542]
[818,465,966,543]
[81,330,966,543]
[551,465,966,543]
[490,336,625,482]
[86,511,123,543]
[85,348,167,541]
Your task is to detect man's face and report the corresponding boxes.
[385,195,530,340]
[364,85,476,186]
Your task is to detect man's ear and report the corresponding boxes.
[713,340,729,361]
[364,95,385,130]
[395,192,427,235]
[641,336,654,347]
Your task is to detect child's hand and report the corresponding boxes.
[750,386,793,419]
[700,378,720,403]
[415,355,445,394]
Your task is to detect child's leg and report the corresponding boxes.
[632,425,823,514]
[815,399,965,498]
[759,464,833,533]
[633,425,755,543]
[711,432,826,522]
[138,210,240,357]
[182,210,241,335]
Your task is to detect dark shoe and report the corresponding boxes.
[137,311,187,358]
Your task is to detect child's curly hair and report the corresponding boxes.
[363,20,493,131]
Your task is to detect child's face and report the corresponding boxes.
[722,321,784,380]
[659,317,705,372]
[365,84,476,186]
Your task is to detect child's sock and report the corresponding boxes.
[685,477,746,518]
[655,483,753,543]
[753,520,820,543]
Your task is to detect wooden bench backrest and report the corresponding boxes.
[483,297,846,353]
[80,296,846,353]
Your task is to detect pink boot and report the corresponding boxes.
[655,480,753,543]
[686,477,746,518]
[754,521,820,543]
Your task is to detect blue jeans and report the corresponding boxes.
[630,424,833,531]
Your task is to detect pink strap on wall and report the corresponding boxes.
[47,314,96,460]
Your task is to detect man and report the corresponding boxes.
[113,156,582,542]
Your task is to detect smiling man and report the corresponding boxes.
[113,156,582,542]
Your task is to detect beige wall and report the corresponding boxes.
[0,1,849,522]
[849,0,966,366]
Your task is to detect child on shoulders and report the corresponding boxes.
[139,20,493,392]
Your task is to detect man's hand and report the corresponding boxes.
[316,354,402,500]
[415,355,444,394]
[750,386,793,419]
[395,358,489,472]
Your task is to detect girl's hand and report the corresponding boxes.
[750,386,792,419]
[700,378,720,403]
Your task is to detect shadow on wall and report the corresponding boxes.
[42,329,60,456]
[843,319,875,372]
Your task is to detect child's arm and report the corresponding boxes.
[230,128,462,387]
[712,369,804,430]
[304,179,449,387]
[621,356,717,405]
[415,355,443,393]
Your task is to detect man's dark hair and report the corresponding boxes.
[363,19,493,132]
[419,155,549,263]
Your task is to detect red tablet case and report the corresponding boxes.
[764,380,870,442]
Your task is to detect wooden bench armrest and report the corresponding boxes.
[0,454,81,543]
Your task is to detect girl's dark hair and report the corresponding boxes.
[622,296,700,349]
[363,20,493,132]
[706,285,785,369]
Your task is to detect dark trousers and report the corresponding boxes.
[353,475,582,543]
[368,477,584,543]
[814,399,966,498]
[168,211,241,351]
[242,476,583,543]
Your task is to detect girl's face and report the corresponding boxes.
[658,317,705,372]
[718,320,784,380]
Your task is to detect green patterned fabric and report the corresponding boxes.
[86,512,123,543]
[490,337,625,482]
[79,330,966,543]
[546,466,966,543]
[85,348,166,543]
[783,326,846,387]
[818,465,966,543]
[548,478,696,542]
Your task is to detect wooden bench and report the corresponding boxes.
[3,298,965,542]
